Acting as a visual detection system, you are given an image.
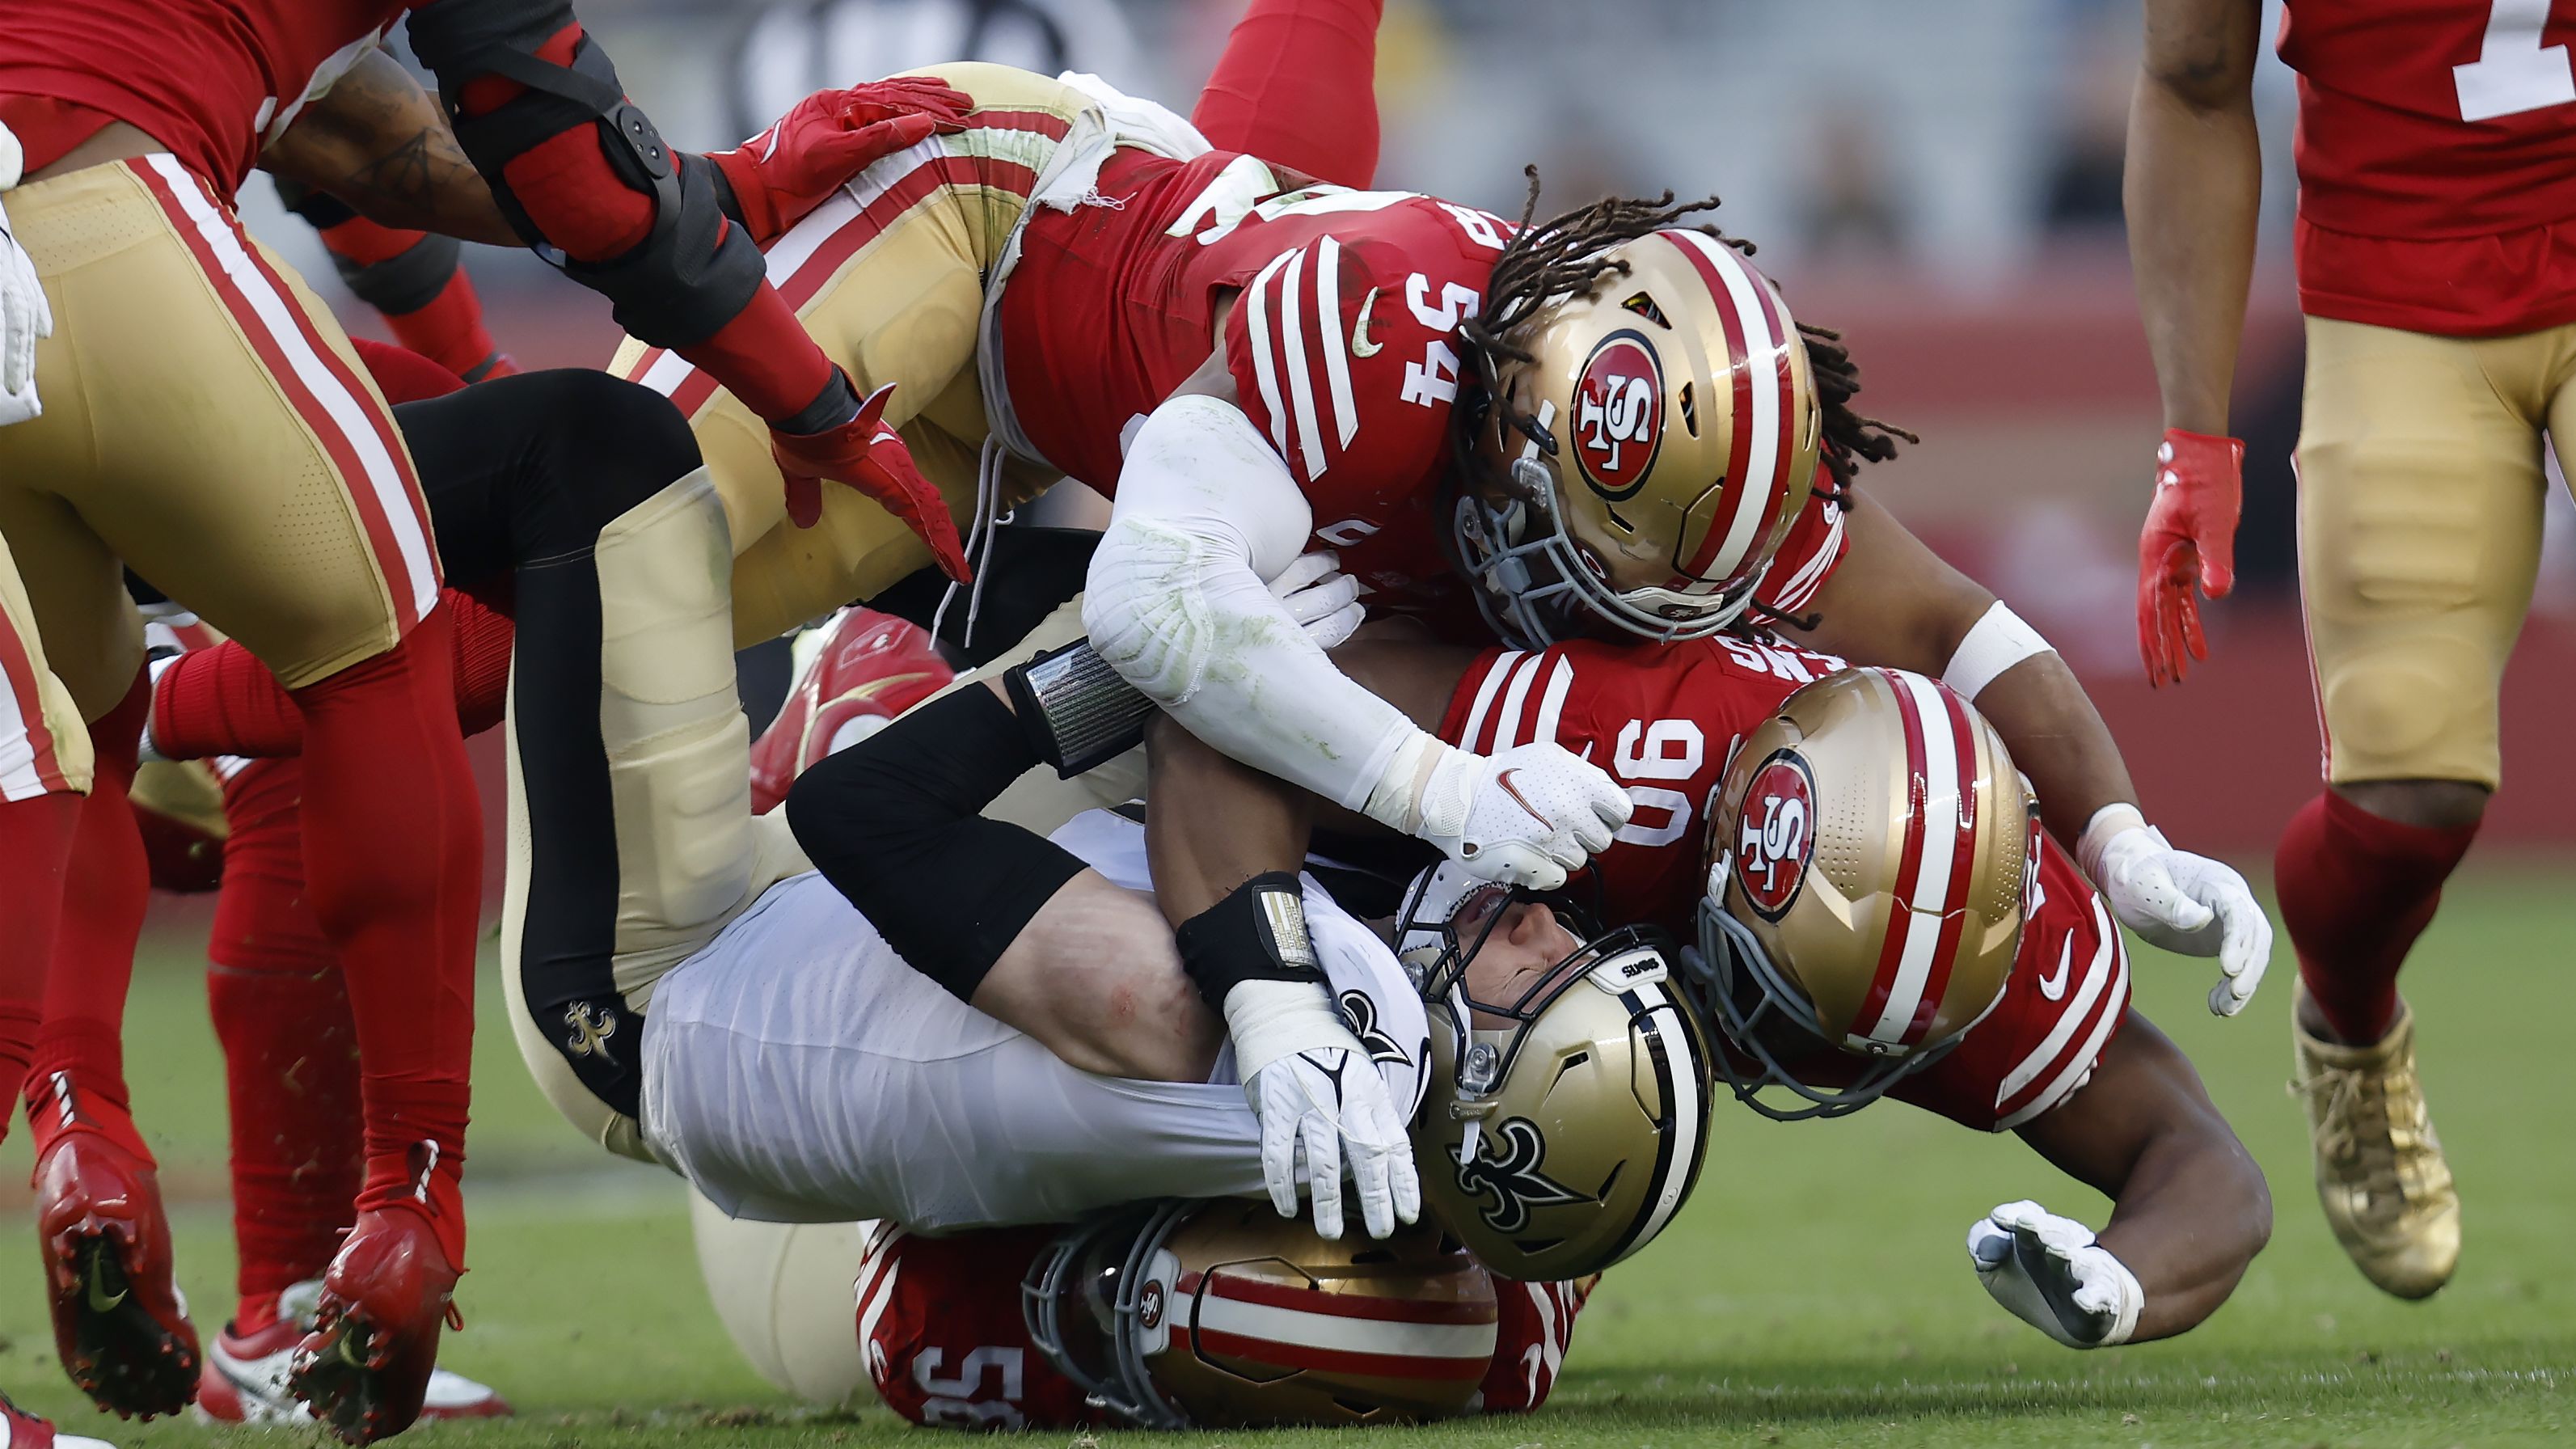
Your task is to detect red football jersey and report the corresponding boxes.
[997,149,1848,635]
[0,0,399,191]
[1438,637,2131,1132]
[856,1220,1587,1426]
[2280,0,2576,333]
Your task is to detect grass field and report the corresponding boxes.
[2,864,2570,1448]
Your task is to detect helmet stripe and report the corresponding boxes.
[1187,1327,1494,1382]
[1900,682,1983,1046]
[1854,670,1936,1036]
[1190,1296,1498,1367]
[1601,982,1705,1267]
[1241,250,1297,460]
[1658,232,1753,585]
[1664,232,1793,589]
[1865,671,1966,1046]
[1205,1274,1499,1326]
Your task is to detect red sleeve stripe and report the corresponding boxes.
[0,606,69,802]
[1763,493,1845,616]
[1663,231,1797,590]
[1995,896,2130,1129]
[139,156,441,629]
[855,1225,906,1350]
[1529,654,1574,747]
[1313,236,1360,450]
[1275,244,1326,477]
[1850,670,1970,1048]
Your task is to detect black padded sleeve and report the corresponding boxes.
[784,686,1087,1002]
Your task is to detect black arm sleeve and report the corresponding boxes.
[784,685,1087,1002]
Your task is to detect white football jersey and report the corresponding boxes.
[640,811,1429,1231]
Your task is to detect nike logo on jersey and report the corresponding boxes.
[2038,936,2073,1001]
[1350,287,1384,357]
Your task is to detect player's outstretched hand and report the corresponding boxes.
[1228,980,1421,1240]
[771,378,971,580]
[1269,550,1365,649]
[707,78,973,243]
[2085,813,2273,1016]
[1422,742,1632,890]
[0,122,54,427]
[2136,429,2244,686]
[1966,1200,2143,1349]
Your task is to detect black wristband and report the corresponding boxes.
[1174,872,1326,1009]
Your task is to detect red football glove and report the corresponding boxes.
[2136,428,2244,687]
[705,78,975,244]
[771,378,971,582]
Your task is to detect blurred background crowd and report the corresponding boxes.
[247,0,2576,851]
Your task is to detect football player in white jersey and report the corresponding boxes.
[492,467,1708,1263]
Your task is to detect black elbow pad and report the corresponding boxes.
[408,0,763,347]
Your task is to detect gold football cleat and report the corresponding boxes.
[2290,985,2460,1299]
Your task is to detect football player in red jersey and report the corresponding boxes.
[2122,0,2573,1298]
[1142,642,2272,1350]
[0,1,968,1434]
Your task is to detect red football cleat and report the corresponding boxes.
[199,1279,509,1427]
[748,606,954,814]
[288,1206,459,1445]
[32,1122,203,1419]
[2,1384,120,1448]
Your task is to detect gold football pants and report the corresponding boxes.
[0,157,439,716]
[2297,314,2576,788]
[606,61,1077,645]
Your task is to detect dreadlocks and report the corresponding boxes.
[1454,167,1914,500]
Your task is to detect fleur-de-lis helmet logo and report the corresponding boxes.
[1454,1117,1587,1234]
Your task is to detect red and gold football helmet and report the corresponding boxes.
[1020,1199,1497,1429]
[1454,227,1822,648]
[1678,668,2039,1119]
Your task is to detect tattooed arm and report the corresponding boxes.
[262,49,517,245]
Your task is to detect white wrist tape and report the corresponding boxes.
[1942,601,2054,701]
[2076,802,2152,883]
[1360,731,1467,839]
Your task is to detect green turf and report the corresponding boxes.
[3,865,2571,1447]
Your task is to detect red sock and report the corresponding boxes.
[0,790,81,1143]
[287,605,480,1269]
[27,669,153,1162]
[2274,790,2479,1043]
[1192,0,1384,187]
[151,588,516,760]
[209,758,363,1319]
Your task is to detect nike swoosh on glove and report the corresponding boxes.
[1228,979,1421,1240]
[2137,429,2243,686]
[771,377,972,581]
[1269,550,1365,650]
[2088,821,2274,1016]
[0,121,55,428]
[1420,741,1632,890]
[705,77,974,244]
[1966,1200,2143,1348]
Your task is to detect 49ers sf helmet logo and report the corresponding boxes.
[1733,750,1816,922]
[1572,332,1665,501]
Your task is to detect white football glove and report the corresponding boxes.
[1966,1200,2143,1349]
[0,122,53,428]
[1225,978,1421,1240]
[1409,741,1632,889]
[1268,549,1365,651]
[2080,805,2273,1016]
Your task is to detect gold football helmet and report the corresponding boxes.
[1454,224,1823,648]
[1020,1199,1497,1429]
[1679,668,2038,1120]
[1395,865,1711,1282]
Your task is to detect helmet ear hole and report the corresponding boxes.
[1679,382,1699,438]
